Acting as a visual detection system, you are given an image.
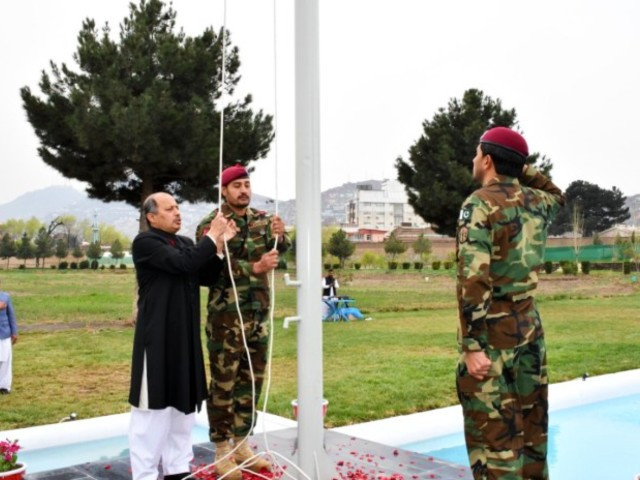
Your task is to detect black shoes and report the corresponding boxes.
[0,388,9,395]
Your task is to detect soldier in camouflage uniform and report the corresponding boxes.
[455,127,564,480]
[196,164,290,480]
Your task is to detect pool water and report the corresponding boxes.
[20,425,211,473]
[402,394,640,479]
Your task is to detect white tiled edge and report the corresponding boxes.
[3,407,296,452]
[333,368,640,447]
[4,369,639,453]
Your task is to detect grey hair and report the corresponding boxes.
[142,195,159,216]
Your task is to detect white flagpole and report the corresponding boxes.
[293,0,333,478]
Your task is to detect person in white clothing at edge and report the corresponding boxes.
[128,192,236,480]
[0,278,18,395]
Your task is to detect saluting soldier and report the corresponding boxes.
[455,127,564,480]
[196,164,290,480]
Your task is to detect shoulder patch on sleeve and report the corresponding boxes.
[459,204,474,223]
[458,226,469,244]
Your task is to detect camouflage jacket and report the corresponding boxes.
[195,204,291,313]
[456,166,565,352]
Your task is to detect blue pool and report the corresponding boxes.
[20,426,212,473]
[402,394,640,479]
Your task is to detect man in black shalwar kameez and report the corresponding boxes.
[128,192,235,480]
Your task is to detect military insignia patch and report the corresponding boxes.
[458,205,473,223]
[458,226,469,244]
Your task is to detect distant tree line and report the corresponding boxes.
[0,215,130,268]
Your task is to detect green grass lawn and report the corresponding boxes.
[0,268,638,429]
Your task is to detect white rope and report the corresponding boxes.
[217,0,227,207]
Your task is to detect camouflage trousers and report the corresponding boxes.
[456,336,549,480]
[206,310,269,443]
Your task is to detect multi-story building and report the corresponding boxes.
[346,179,429,232]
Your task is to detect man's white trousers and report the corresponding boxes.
[129,406,195,480]
[0,337,12,391]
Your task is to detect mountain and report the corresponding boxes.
[625,194,640,226]
[2,184,638,240]
[0,180,382,239]
[0,186,276,240]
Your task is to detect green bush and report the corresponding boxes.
[277,259,288,270]
[388,262,398,270]
[402,262,411,270]
[432,260,441,270]
[623,261,631,275]
[59,261,68,270]
[90,260,99,270]
[70,262,78,270]
[443,261,453,269]
[581,261,591,275]
[323,263,331,270]
[332,263,340,270]
[354,263,361,270]
[109,265,116,270]
[50,265,56,269]
[79,260,90,270]
[18,264,26,270]
[544,261,554,274]
[414,262,424,270]
[100,264,106,270]
[561,261,578,275]
[119,264,127,270]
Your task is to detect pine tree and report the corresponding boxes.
[21,0,273,232]
[327,230,355,268]
[550,180,630,236]
[16,233,34,267]
[34,227,56,268]
[72,245,84,261]
[55,238,69,265]
[0,234,17,269]
[412,233,432,261]
[384,232,407,261]
[86,242,103,261]
[110,239,125,264]
[396,89,552,236]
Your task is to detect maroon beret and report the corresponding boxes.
[480,127,529,159]
[221,164,249,186]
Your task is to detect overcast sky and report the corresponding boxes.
[2,0,639,207]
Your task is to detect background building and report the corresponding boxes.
[346,179,429,231]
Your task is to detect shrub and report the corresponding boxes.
[70,262,78,270]
[443,261,453,269]
[100,264,106,270]
[119,264,127,270]
[277,259,287,270]
[18,264,26,270]
[90,260,99,270]
[581,261,591,275]
[59,261,68,270]
[544,261,554,274]
[388,262,398,270]
[109,265,116,270]
[432,260,441,270]
[561,261,577,275]
[623,261,631,275]
[332,263,340,270]
[354,263,361,270]
[50,265,56,269]
[414,262,423,270]
[402,262,411,270]
[79,260,90,269]
[323,263,331,270]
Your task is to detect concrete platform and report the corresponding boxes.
[26,429,472,480]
